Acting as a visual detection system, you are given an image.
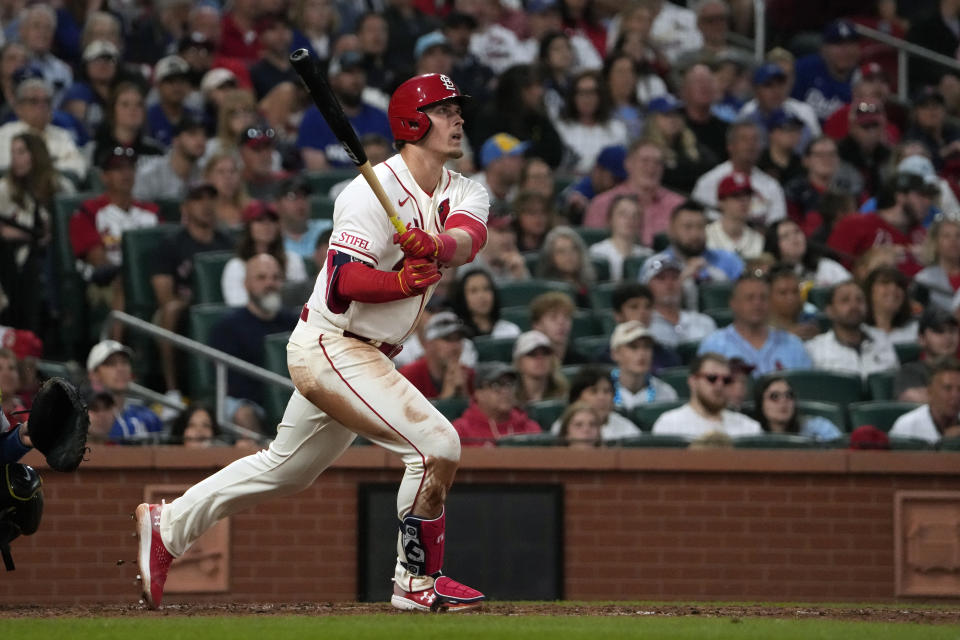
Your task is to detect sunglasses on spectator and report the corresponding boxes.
[483,378,516,391]
[697,373,734,386]
[855,102,880,115]
[765,390,795,402]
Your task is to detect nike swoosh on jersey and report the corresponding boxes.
[398,196,411,207]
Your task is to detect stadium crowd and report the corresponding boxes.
[3,0,960,452]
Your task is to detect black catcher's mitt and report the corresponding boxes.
[27,377,89,472]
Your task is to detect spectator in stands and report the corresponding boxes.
[201,89,256,167]
[892,153,960,224]
[297,51,392,170]
[610,29,669,107]
[764,220,851,288]
[449,268,522,339]
[151,182,234,396]
[890,358,960,444]
[563,145,625,223]
[863,266,918,345]
[757,109,806,185]
[918,218,960,311]
[204,152,251,231]
[0,348,25,428]
[740,63,821,149]
[85,391,115,445]
[602,54,643,141]
[219,0,263,62]
[222,201,307,307]
[520,157,557,202]
[273,175,326,261]
[536,226,595,308]
[59,40,121,136]
[724,357,753,411]
[609,320,677,411]
[0,132,74,330]
[125,0,190,65]
[767,265,820,341]
[530,291,587,365]
[146,55,196,149]
[905,87,960,172]
[0,77,86,179]
[783,136,863,240]
[643,94,717,194]
[823,62,905,144]
[473,133,528,208]
[698,273,813,375]
[906,0,960,92]
[134,116,206,202]
[471,205,530,282]
[705,171,764,260]
[752,375,843,441]
[651,352,761,438]
[556,402,602,448]
[238,126,288,201]
[18,5,72,104]
[606,281,680,371]
[70,146,158,318]
[640,257,716,350]
[85,339,164,443]
[583,140,684,246]
[645,0,701,64]
[0,43,29,122]
[587,195,651,281]
[384,0,436,76]
[791,20,860,122]
[520,0,600,71]
[513,190,555,253]
[805,280,898,378]
[827,177,928,277]
[210,253,298,434]
[249,13,297,100]
[197,67,240,138]
[178,34,216,108]
[549,366,641,441]
[838,99,892,197]
[313,228,332,274]
[554,69,627,175]
[91,82,165,168]
[413,31,454,78]
[443,12,496,119]
[694,0,732,58]
[513,329,567,406]
[680,63,728,163]
[540,32,580,118]
[453,361,541,446]
[398,311,474,401]
[692,120,786,226]
[289,0,338,66]
[168,404,222,447]
[895,308,960,403]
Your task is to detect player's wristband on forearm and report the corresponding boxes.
[434,233,457,263]
[445,216,487,262]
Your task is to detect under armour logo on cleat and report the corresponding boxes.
[420,592,437,604]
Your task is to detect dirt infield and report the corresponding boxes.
[1,602,958,624]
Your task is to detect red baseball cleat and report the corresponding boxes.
[135,502,174,609]
[391,576,485,612]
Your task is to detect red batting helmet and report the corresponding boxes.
[388,73,469,143]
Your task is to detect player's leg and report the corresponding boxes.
[288,332,483,611]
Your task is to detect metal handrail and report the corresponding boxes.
[101,310,294,444]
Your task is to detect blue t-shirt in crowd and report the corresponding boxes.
[655,247,744,282]
[146,103,200,148]
[109,404,164,443]
[284,219,332,260]
[791,53,852,122]
[697,324,813,375]
[296,103,392,167]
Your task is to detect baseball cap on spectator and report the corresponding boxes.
[179,32,215,54]
[898,155,936,180]
[97,145,138,171]
[487,201,513,230]
[87,339,133,371]
[852,101,883,126]
[767,108,803,131]
[201,68,238,94]
[240,126,276,148]
[185,181,218,200]
[279,174,312,198]
[0,327,43,360]
[896,162,939,196]
[12,65,45,89]
[596,145,627,181]
[752,62,786,86]
[610,321,655,351]
[853,61,886,84]
[82,40,119,63]
[914,86,946,107]
[173,114,205,136]
[728,357,756,377]
[425,311,470,341]
[647,94,684,114]
[154,55,191,83]
[512,330,552,359]
[243,200,279,222]
[328,51,365,76]
[528,0,559,12]
[414,31,452,60]
[919,307,959,334]
[822,19,858,44]
[717,171,754,200]
[480,133,529,168]
[474,362,517,387]
[848,424,890,450]
[639,255,682,284]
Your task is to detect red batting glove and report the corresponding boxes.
[397,257,442,296]
[393,228,457,263]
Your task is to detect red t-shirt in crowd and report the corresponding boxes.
[397,358,474,400]
[452,402,541,447]
[219,13,261,62]
[826,212,925,276]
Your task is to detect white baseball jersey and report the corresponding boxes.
[306,153,489,345]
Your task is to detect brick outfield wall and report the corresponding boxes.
[0,446,958,605]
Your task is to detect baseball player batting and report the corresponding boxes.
[135,74,488,612]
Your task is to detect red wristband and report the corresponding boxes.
[435,233,457,263]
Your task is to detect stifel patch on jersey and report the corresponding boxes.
[339,231,371,250]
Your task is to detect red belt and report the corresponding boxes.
[301,306,402,358]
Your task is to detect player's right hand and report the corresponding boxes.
[398,257,441,296]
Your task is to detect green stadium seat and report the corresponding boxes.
[652,232,670,252]
[590,257,611,282]
[698,282,734,311]
[473,336,516,362]
[575,227,609,246]
[553,174,576,193]
[796,400,846,431]
[589,282,620,309]
[51,192,96,358]
[778,370,863,405]
[622,255,646,280]
[523,252,539,276]
[526,399,567,431]
[616,433,690,448]
[894,342,921,364]
[703,307,733,327]
[262,332,292,427]
[628,400,685,431]
[596,308,616,334]
[866,370,896,401]
[498,279,577,308]
[939,438,960,451]
[847,401,920,433]
[807,286,832,310]
[309,195,336,220]
[657,366,690,398]
[121,225,180,319]
[154,197,183,222]
[305,169,356,196]
[888,436,935,451]
[499,306,532,331]
[192,251,235,304]
[733,434,818,449]
[571,309,601,338]
[573,335,609,361]
[560,364,588,380]
[497,432,561,447]
[431,397,469,422]
[186,303,232,402]
[676,341,700,364]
